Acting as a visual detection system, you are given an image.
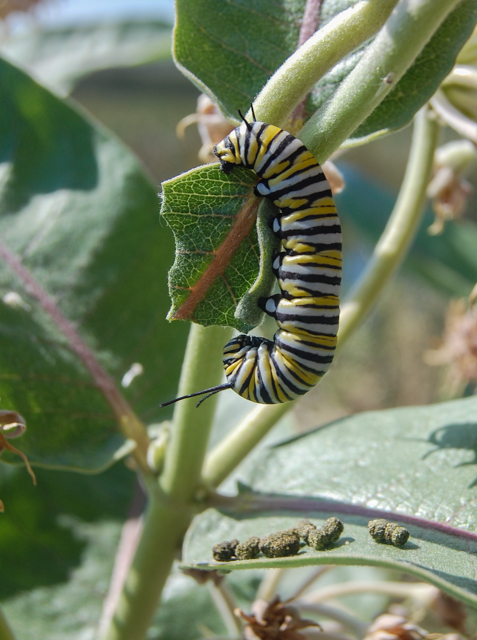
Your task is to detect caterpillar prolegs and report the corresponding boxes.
[162,109,342,407]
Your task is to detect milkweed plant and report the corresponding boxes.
[1,1,477,639]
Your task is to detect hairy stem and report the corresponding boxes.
[209,581,243,637]
[338,107,439,347]
[160,323,233,501]
[302,581,438,603]
[102,488,190,640]
[202,402,289,487]
[0,607,16,640]
[295,601,367,638]
[103,324,232,640]
[299,0,461,161]
[251,0,399,129]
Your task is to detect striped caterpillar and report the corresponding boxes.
[163,108,342,407]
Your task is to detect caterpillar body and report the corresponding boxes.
[162,111,342,407]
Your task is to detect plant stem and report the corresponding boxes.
[160,323,233,501]
[251,0,399,128]
[0,607,16,640]
[103,324,232,640]
[208,581,243,637]
[338,107,439,348]
[295,601,368,638]
[301,581,438,603]
[299,0,462,161]
[202,402,289,487]
[102,489,190,640]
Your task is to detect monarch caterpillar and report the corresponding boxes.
[162,107,342,407]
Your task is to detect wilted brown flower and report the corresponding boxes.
[427,141,476,235]
[0,409,36,487]
[425,285,477,395]
[364,614,427,640]
[236,596,321,640]
[176,94,234,163]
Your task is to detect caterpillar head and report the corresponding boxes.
[213,133,240,174]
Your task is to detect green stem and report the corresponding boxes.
[338,107,439,348]
[102,490,190,640]
[299,0,462,162]
[103,324,232,640]
[208,581,243,637]
[0,606,16,640]
[160,323,233,501]
[203,107,439,490]
[251,0,399,128]
[202,402,289,488]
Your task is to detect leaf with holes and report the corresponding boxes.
[183,395,477,608]
[0,57,189,471]
[161,164,279,331]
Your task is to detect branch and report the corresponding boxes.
[299,0,461,161]
[251,0,399,129]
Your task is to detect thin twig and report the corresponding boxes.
[208,581,243,637]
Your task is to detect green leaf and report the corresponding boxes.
[183,395,477,607]
[0,461,135,600]
[174,0,477,142]
[174,0,306,120]
[0,58,189,470]
[161,164,279,331]
[0,20,172,96]
[1,461,255,640]
[337,165,477,297]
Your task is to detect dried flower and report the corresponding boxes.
[364,614,427,640]
[427,141,476,234]
[0,410,35,486]
[236,596,321,640]
[425,286,477,395]
[176,94,234,163]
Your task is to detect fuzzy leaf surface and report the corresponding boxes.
[0,58,188,470]
[183,396,477,607]
[174,0,477,142]
[0,20,172,96]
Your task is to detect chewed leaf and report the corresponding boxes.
[161,164,278,331]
